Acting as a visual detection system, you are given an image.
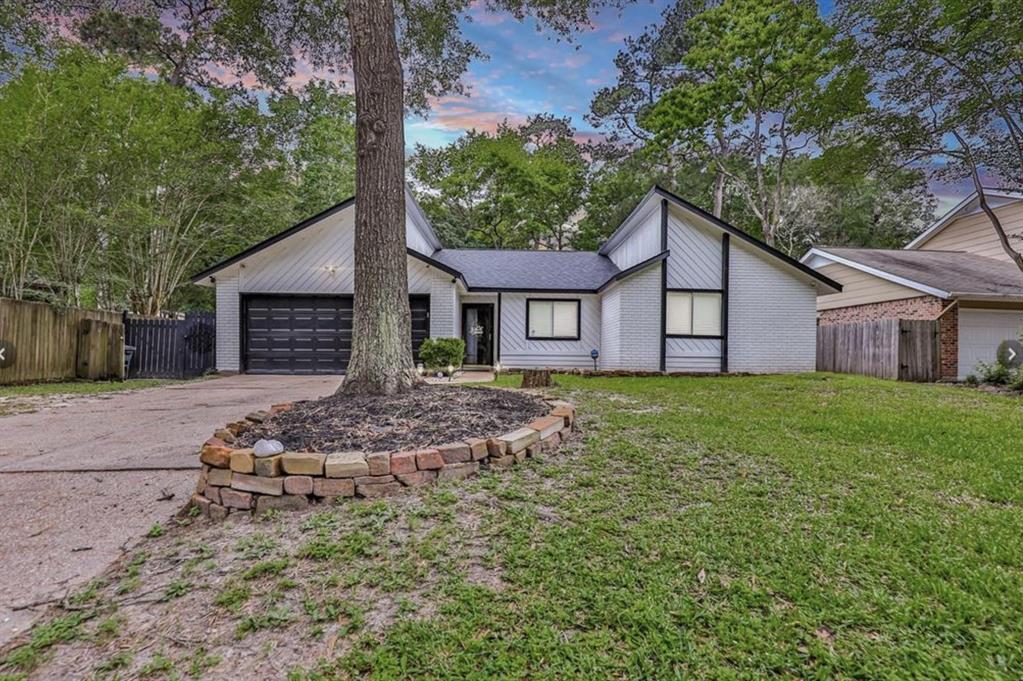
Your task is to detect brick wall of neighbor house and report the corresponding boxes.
[817,295,959,379]
[938,303,958,379]
[817,296,947,325]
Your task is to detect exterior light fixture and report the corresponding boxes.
[447,363,455,381]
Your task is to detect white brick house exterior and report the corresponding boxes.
[192,186,839,374]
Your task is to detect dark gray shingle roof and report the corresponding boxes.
[820,248,1023,298]
[431,249,622,291]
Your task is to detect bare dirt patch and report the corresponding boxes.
[238,384,550,452]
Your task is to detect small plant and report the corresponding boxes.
[139,651,174,677]
[243,558,291,580]
[964,373,979,386]
[95,650,133,674]
[1007,367,1023,392]
[976,360,1011,385]
[214,582,251,612]
[186,647,221,678]
[147,523,165,538]
[235,607,293,638]
[161,579,191,601]
[419,337,465,373]
[235,533,279,560]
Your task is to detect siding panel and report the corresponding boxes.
[918,200,1023,262]
[816,262,925,310]
[607,204,661,269]
[666,211,721,289]
[499,294,601,368]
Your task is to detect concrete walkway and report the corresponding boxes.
[0,374,340,646]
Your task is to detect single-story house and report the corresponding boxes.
[191,186,840,374]
[802,188,1023,380]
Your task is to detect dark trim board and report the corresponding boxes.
[407,247,468,288]
[653,186,841,292]
[525,297,582,341]
[596,250,669,293]
[721,233,730,372]
[496,292,502,363]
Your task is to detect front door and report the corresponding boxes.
[462,304,494,366]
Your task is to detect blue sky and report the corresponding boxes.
[399,0,967,208]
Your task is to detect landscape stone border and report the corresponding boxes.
[187,396,577,519]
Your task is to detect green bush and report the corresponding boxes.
[1007,367,1023,392]
[419,338,465,373]
[976,360,1012,385]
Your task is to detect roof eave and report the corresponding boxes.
[654,186,843,293]
[807,247,950,299]
[597,250,669,293]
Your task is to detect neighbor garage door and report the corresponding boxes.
[243,295,430,374]
[958,307,1023,379]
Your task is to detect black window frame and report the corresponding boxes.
[665,288,724,339]
[525,297,582,341]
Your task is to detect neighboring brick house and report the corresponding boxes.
[802,189,1023,380]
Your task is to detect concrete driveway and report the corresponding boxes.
[0,374,340,646]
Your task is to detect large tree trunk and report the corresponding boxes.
[341,0,419,395]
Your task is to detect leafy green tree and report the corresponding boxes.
[836,0,1023,270]
[58,0,621,394]
[411,115,587,249]
[643,0,868,246]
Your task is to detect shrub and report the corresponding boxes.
[419,337,465,373]
[1007,367,1023,392]
[976,360,1012,385]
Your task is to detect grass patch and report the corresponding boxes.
[0,611,92,675]
[0,378,177,399]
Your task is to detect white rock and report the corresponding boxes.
[252,439,284,458]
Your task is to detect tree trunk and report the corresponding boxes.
[340,0,419,395]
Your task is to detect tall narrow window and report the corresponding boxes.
[666,291,722,337]
[527,299,580,340]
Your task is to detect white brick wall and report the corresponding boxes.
[728,241,818,373]
[215,271,241,372]
[599,264,662,370]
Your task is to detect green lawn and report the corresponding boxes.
[3,374,1022,679]
[0,378,178,399]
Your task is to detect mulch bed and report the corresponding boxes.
[237,384,551,453]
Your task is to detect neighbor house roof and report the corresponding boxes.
[904,187,1023,250]
[806,247,1023,300]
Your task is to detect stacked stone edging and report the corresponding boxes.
[188,398,576,519]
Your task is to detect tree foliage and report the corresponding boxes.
[410,115,587,249]
[0,49,356,312]
[835,0,1023,270]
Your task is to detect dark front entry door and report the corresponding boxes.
[462,304,494,366]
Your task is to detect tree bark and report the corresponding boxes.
[341,0,419,394]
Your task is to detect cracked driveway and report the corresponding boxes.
[0,374,340,646]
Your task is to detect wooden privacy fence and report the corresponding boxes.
[0,298,125,384]
[816,318,939,382]
[124,311,216,379]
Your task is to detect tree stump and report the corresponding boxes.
[521,369,553,389]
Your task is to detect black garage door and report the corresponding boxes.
[243,295,430,374]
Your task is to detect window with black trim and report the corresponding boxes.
[666,291,722,337]
[526,299,580,340]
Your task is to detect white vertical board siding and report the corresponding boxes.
[664,207,723,371]
[498,293,601,369]
[215,271,241,372]
[210,203,458,368]
[666,210,722,289]
[607,203,662,269]
[728,241,818,373]
[599,265,662,370]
